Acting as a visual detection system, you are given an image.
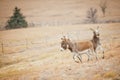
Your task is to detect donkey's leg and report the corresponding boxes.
[73,53,79,63]
[91,48,98,60]
[94,50,98,60]
[73,53,76,61]
[99,45,104,59]
[88,49,93,61]
[89,49,94,61]
[77,54,82,63]
[90,48,95,60]
[96,45,104,59]
[86,51,91,61]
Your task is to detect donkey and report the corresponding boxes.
[90,26,104,59]
[60,26,104,63]
[60,36,94,63]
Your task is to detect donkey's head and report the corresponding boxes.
[60,36,71,51]
[90,26,100,38]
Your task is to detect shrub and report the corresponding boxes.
[86,8,98,23]
[99,0,107,17]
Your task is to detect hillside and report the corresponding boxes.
[0,23,120,80]
[0,0,120,80]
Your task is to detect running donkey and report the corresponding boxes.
[60,26,104,63]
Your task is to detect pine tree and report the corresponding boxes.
[6,7,28,29]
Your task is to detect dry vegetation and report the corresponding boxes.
[0,0,120,80]
[0,0,120,27]
[0,23,120,80]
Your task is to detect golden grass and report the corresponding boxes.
[0,52,54,78]
[0,23,120,80]
[3,46,26,54]
[103,71,117,78]
[0,64,39,78]
[94,74,101,79]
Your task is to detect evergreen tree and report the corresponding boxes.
[6,7,28,29]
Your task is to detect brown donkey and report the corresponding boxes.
[90,26,104,59]
[60,27,104,63]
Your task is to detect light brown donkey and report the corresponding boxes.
[60,27,104,63]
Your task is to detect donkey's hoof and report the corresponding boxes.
[75,61,79,63]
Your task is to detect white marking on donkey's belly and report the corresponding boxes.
[77,49,91,55]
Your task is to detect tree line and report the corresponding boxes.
[5,0,107,29]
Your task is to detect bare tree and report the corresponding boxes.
[99,0,107,17]
[86,8,98,23]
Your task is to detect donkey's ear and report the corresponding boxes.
[90,28,95,32]
[63,36,66,39]
[61,36,66,40]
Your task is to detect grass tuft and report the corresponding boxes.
[103,71,117,78]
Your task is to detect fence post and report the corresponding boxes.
[26,39,28,49]
[1,42,4,54]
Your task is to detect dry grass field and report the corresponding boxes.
[0,23,120,80]
[0,0,120,80]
